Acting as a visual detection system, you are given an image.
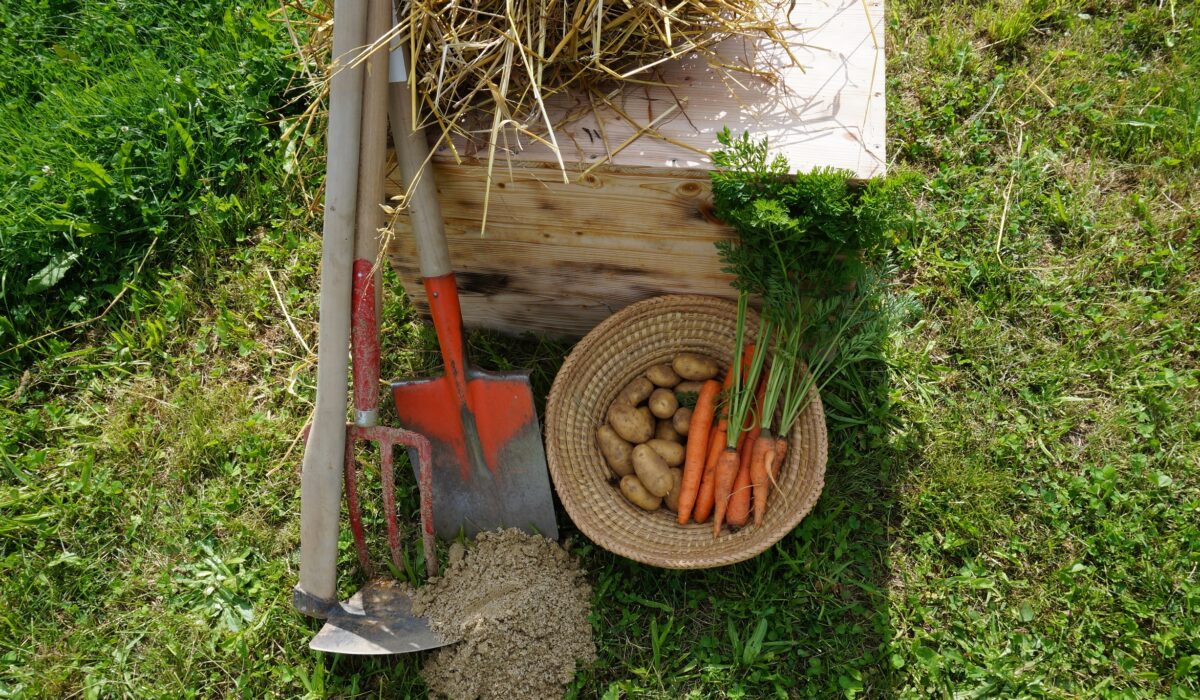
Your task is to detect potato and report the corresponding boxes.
[620,475,662,511]
[645,363,681,388]
[672,406,694,436]
[616,376,654,406]
[632,444,673,497]
[645,438,685,467]
[648,388,678,419]
[608,402,654,443]
[655,419,682,443]
[636,407,655,439]
[663,468,683,512]
[595,425,634,477]
[672,352,720,381]
[674,380,705,397]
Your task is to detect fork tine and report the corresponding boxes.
[343,430,373,577]
[379,435,404,574]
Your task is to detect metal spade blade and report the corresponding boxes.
[309,581,456,655]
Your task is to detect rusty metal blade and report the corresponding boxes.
[309,581,454,655]
[391,369,558,540]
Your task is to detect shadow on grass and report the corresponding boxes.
[445,294,921,696]
[307,301,919,697]
[562,353,919,697]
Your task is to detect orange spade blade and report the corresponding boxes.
[391,369,558,540]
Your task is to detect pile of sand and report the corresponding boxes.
[411,529,596,699]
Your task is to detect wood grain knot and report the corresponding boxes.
[697,202,722,225]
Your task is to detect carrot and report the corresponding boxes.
[694,366,738,522]
[676,378,721,524]
[726,423,760,527]
[754,436,790,526]
[728,375,768,528]
[771,437,789,481]
[713,373,758,534]
[750,431,775,527]
[693,418,725,523]
[696,364,741,523]
[711,447,742,537]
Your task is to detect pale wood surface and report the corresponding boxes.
[385,163,737,338]
[386,0,887,337]
[432,0,886,178]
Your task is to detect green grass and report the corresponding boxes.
[2,0,1199,697]
[0,0,299,358]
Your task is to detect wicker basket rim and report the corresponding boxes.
[545,294,828,569]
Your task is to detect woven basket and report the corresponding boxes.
[545,295,827,569]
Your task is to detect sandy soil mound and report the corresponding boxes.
[411,529,595,699]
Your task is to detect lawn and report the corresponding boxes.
[1,0,1198,698]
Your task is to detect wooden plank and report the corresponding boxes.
[386,163,737,338]
[390,224,736,338]
[432,0,886,178]
[384,1,887,337]
[384,162,724,234]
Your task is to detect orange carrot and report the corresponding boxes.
[713,391,756,534]
[693,417,726,523]
[772,437,789,481]
[750,431,775,527]
[729,375,768,528]
[754,436,790,526]
[711,447,742,536]
[726,423,760,528]
[696,364,741,523]
[677,379,721,524]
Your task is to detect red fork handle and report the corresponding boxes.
[351,259,381,425]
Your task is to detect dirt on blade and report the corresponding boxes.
[411,529,596,699]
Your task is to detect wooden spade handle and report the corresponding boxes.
[388,52,451,279]
[294,0,367,617]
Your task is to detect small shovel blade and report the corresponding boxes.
[309,581,453,655]
[392,369,558,540]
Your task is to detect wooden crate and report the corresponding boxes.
[387,0,886,338]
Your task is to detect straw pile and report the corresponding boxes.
[277,0,791,217]
[387,0,782,156]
